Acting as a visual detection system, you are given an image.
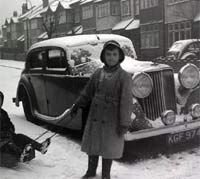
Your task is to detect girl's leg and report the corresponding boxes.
[82,155,99,179]
[102,158,113,179]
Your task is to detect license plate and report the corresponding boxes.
[167,128,200,145]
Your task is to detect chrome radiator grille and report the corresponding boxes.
[138,69,177,120]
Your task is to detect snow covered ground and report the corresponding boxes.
[0,59,200,179]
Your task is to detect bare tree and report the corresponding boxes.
[42,12,60,39]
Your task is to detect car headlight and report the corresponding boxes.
[131,72,153,98]
[190,103,200,119]
[161,110,176,125]
[178,63,200,89]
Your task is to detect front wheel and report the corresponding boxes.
[21,91,38,123]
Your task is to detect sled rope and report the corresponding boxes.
[34,108,73,141]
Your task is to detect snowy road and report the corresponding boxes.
[0,59,200,179]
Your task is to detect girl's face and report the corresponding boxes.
[104,48,120,67]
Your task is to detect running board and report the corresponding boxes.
[125,118,200,141]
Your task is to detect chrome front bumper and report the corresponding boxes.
[125,118,200,141]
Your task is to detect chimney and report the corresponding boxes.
[43,0,49,8]
[22,3,28,14]
[13,11,18,17]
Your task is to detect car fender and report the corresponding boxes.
[15,75,38,117]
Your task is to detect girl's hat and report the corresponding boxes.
[100,40,125,63]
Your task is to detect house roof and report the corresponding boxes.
[80,0,93,5]
[37,31,48,40]
[125,19,140,30]
[59,1,72,9]
[94,0,104,3]
[5,18,11,25]
[112,18,134,31]
[17,35,25,41]
[69,0,81,6]
[67,25,83,34]
[19,0,58,21]
[11,17,19,23]
[194,13,200,22]
[49,0,60,12]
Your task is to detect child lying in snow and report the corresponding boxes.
[0,91,51,168]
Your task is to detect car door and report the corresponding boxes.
[27,48,48,115]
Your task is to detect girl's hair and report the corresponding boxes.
[0,91,4,103]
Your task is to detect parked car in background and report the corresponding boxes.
[156,39,200,72]
[167,39,200,60]
[13,34,200,155]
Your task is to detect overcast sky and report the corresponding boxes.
[0,0,41,27]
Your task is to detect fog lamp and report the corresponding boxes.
[161,110,176,125]
[190,103,200,119]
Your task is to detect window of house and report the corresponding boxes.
[12,32,17,40]
[168,21,191,47]
[59,11,66,24]
[11,24,16,31]
[75,8,80,23]
[47,49,66,70]
[31,19,37,29]
[140,0,158,9]
[82,4,93,19]
[97,2,110,18]
[121,0,130,16]
[141,23,160,48]
[66,11,73,23]
[111,1,120,15]
[135,0,140,15]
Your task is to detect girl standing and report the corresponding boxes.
[70,40,133,179]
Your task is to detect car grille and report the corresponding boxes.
[138,69,177,120]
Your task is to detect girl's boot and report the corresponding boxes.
[102,158,112,179]
[82,155,99,179]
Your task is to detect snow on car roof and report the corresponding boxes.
[29,34,132,51]
[169,39,200,52]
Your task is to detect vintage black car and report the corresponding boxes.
[167,39,200,60]
[13,34,200,150]
[156,39,200,72]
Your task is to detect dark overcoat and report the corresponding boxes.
[0,109,15,146]
[76,65,132,159]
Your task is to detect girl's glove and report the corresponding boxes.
[69,104,79,118]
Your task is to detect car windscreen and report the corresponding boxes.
[68,41,136,76]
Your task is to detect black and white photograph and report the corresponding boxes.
[0,0,200,178]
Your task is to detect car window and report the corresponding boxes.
[187,43,195,51]
[185,42,200,54]
[28,50,46,69]
[46,49,67,70]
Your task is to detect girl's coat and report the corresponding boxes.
[76,65,132,159]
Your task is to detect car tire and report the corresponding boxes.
[21,91,38,124]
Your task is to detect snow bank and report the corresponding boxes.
[0,59,200,179]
